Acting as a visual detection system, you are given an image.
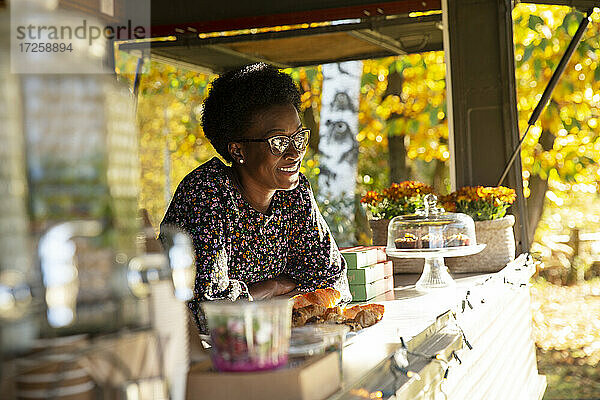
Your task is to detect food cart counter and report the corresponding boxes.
[327,254,546,400]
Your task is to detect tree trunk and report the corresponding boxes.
[384,70,409,184]
[302,104,320,154]
[432,158,449,195]
[525,126,554,245]
[566,228,581,285]
[526,173,548,245]
[388,134,408,184]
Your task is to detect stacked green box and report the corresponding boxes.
[349,276,395,301]
[341,246,394,302]
[340,247,378,269]
[347,261,393,284]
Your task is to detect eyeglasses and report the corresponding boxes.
[236,128,310,156]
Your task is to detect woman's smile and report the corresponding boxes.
[277,162,300,174]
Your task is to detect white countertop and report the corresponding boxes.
[332,255,546,400]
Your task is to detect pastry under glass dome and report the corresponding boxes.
[386,194,485,290]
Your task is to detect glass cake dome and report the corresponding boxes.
[386,194,485,290]
[386,194,476,251]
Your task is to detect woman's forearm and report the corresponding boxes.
[273,275,297,296]
[249,275,297,300]
[276,288,303,298]
[248,280,277,300]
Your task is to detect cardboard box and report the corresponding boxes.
[186,352,340,400]
[81,330,162,386]
[349,275,394,301]
[362,246,388,263]
[340,247,379,269]
[347,261,393,284]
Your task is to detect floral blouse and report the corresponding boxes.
[160,157,351,333]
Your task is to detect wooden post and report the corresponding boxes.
[566,228,580,285]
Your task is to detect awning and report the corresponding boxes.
[119,0,444,71]
[118,0,597,71]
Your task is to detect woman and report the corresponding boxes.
[160,63,351,333]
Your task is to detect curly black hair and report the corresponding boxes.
[201,63,302,163]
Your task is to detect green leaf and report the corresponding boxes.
[387,118,405,137]
[564,173,577,183]
[534,58,543,80]
[565,81,575,94]
[408,120,420,134]
[577,41,591,56]
[522,45,534,64]
[515,15,523,25]
[571,119,581,130]
[562,12,583,36]
[528,15,545,31]
[580,156,594,166]
[394,60,406,74]
[361,73,377,87]
[429,109,439,125]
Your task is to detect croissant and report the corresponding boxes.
[292,302,385,330]
[324,306,345,324]
[324,306,342,318]
[292,288,341,309]
[361,304,385,320]
[325,313,345,324]
[290,288,385,331]
[341,305,362,320]
[292,304,327,327]
[292,295,312,309]
[342,304,385,320]
[354,309,379,328]
[345,321,362,332]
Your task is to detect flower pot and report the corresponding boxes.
[369,219,390,246]
[368,219,424,274]
[445,215,516,273]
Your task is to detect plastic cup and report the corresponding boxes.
[202,299,292,372]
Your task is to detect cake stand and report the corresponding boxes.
[386,244,486,291]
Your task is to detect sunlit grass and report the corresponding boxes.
[531,278,600,398]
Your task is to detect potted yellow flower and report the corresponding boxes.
[439,186,516,221]
[440,186,517,272]
[361,181,434,245]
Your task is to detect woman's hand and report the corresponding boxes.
[273,275,297,296]
[249,275,297,300]
[248,280,276,300]
[276,288,303,298]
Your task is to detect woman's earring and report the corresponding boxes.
[239,158,245,164]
